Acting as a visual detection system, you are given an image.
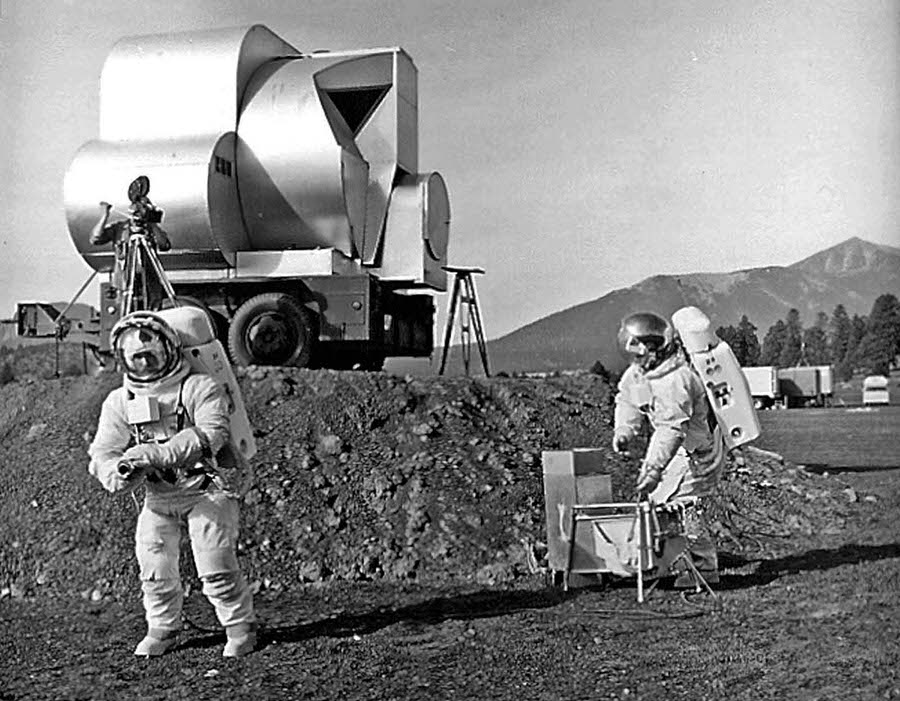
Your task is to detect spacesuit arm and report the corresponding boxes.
[88,390,136,493]
[122,375,230,471]
[642,377,694,473]
[89,203,116,246]
[613,370,644,446]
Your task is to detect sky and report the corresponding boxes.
[1,0,898,340]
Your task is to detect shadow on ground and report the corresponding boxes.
[178,585,576,653]
[718,542,900,589]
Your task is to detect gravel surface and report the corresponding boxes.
[1,359,898,700]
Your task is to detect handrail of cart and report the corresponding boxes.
[573,502,642,510]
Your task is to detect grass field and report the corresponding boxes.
[754,405,900,469]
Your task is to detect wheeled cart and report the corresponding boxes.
[542,450,715,602]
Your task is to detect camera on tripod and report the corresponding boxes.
[90,175,178,316]
[127,175,164,226]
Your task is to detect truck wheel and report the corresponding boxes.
[228,293,315,367]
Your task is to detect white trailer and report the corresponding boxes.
[741,365,835,409]
[862,375,890,406]
[741,366,779,409]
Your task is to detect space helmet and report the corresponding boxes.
[110,311,183,384]
[617,311,677,370]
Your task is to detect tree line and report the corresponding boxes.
[716,293,900,381]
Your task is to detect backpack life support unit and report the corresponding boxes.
[671,306,760,450]
[154,306,257,460]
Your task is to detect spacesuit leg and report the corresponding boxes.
[681,500,719,578]
[134,504,184,654]
[189,492,255,620]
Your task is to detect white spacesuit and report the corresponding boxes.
[88,311,256,657]
[612,312,726,585]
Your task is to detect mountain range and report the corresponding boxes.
[478,237,900,374]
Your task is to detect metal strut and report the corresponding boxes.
[120,233,179,315]
[438,266,490,377]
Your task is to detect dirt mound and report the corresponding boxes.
[0,362,860,601]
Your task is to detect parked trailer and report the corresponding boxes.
[16,302,100,346]
[777,367,821,408]
[741,366,779,409]
[862,375,890,406]
[741,365,834,408]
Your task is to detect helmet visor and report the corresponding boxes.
[618,313,672,367]
[115,326,172,382]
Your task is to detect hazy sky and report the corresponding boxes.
[1,0,898,339]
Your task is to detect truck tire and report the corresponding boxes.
[228,293,316,367]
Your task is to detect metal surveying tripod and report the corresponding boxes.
[438,266,490,377]
[120,231,179,315]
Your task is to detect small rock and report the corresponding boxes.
[864,495,878,503]
[90,588,103,602]
[204,669,220,678]
[318,434,343,455]
[297,561,322,582]
[842,488,858,503]
[25,423,48,442]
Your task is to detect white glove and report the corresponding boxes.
[613,433,631,456]
[636,464,662,494]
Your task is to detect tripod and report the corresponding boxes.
[120,232,178,315]
[438,266,490,377]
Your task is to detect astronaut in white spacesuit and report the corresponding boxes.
[88,310,256,657]
[612,312,726,585]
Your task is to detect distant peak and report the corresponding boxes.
[790,237,900,275]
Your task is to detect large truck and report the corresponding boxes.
[741,365,834,408]
[63,25,451,370]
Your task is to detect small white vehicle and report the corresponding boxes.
[862,375,890,406]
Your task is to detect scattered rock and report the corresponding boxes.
[25,423,48,442]
[0,363,886,599]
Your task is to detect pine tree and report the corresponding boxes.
[844,314,868,370]
[738,315,761,366]
[761,320,786,366]
[778,308,803,367]
[828,304,851,366]
[855,294,900,375]
[716,325,739,353]
[802,312,829,365]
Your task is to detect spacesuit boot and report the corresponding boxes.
[674,537,720,588]
[134,627,179,657]
[223,623,257,658]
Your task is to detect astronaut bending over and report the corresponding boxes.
[88,311,256,657]
[612,312,725,586]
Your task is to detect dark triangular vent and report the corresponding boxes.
[325,86,390,134]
